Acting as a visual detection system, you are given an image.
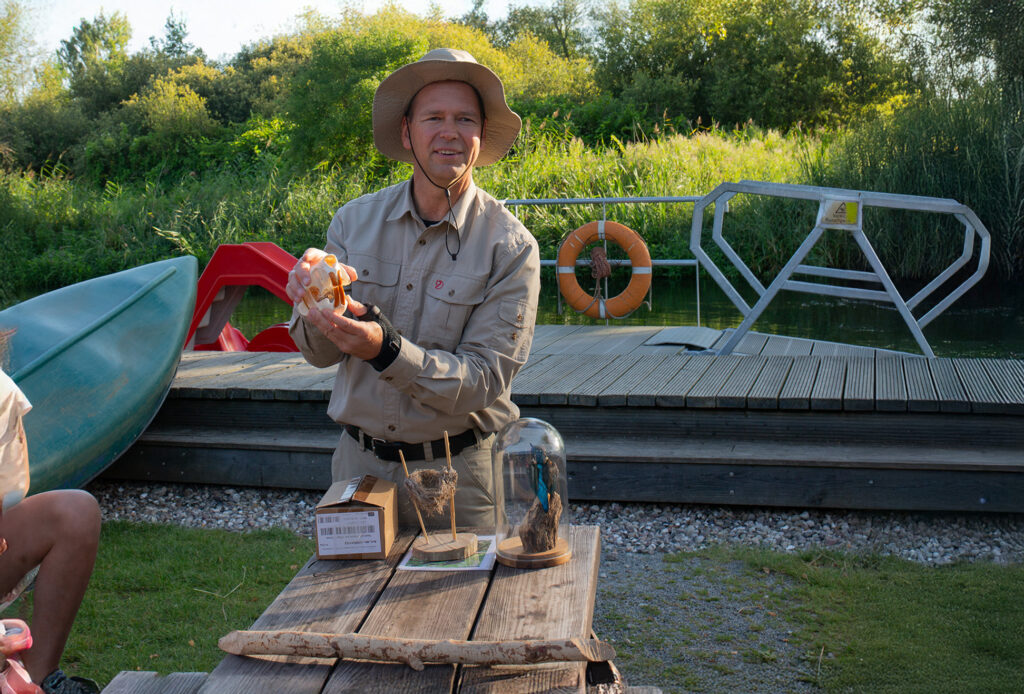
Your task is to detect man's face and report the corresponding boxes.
[402,81,484,187]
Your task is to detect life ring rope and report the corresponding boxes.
[556,221,652,319]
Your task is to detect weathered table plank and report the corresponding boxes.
[459,526,601,693]
[324,545,494,693]
[196,534,416,694]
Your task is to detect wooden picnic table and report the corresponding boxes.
[102,525,626,694]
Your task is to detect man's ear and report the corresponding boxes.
[401,116,411,151]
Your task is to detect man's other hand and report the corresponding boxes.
[305,298,384,361]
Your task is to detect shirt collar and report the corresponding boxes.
[386,178,478,234]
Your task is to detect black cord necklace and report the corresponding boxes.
[409,145,466,262]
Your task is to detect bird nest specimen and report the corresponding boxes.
[403,468,458,516]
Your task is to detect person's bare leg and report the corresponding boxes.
[0,490,101,683]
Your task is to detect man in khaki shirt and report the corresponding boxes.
[286,49,541,529]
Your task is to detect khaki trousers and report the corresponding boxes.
[332,430,499,531]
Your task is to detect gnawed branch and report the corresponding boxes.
[218,629,615,671]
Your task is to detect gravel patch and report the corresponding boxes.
[84,480,1024,693]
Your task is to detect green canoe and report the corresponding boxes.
[0,256,197,493]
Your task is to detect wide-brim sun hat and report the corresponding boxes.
[373,48,522,167]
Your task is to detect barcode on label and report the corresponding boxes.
[319,523,377,536]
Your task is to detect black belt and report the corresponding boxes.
[344,424,478,462]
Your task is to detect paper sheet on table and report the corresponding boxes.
[398,535,496,571]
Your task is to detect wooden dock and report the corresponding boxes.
[108,325,1024,513]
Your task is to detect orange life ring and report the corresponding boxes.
[557,221,652,319]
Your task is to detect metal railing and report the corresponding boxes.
[504,182,991,356]
[690,181,990,357]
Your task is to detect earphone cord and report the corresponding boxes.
[409,146,467,262]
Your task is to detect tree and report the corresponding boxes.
[0,0,38,102]
[929,0,1024,84]
[56,11,132,114]
[148,11,202,60]
[490,0,592,58]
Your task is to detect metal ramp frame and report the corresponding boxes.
[690,180,992,357]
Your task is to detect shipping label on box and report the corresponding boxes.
[314,475,397,560]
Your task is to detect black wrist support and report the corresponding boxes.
[356,303,401,372]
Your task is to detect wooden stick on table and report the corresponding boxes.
[443,431,457,541]
[399,451,431,544]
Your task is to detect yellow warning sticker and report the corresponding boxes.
[820,199,860,226]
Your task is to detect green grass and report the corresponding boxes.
[751,547,1024,693]
[3,521,314,688]
[7,524,1022,692]
[597,546,1024,693]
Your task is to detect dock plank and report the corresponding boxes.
[810,357,845,411]
[929,359,971,413]
[746,356,793,409]
[981,359,1024,413]
[460,526,600,694]
[684,355,744,408]
[527,325,584,354]
[569,353,644,406]
[954,358,1012,414]
[538,354,616,405]
[778,357,820,410]
[626,354,691,407]
[596,353,670,407]
[511,354,579,404]
[903,357,939,412]
[197,535,416,694]
[875,356,908,412]
[716,356,769,408]
[655,355,716,407]
[843,357,875,411]
[760,335,813,356]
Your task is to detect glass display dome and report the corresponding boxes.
[492,417,572,568]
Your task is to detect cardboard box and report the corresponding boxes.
[314,475,397,560]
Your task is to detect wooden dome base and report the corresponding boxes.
[412,532,478,562]
[496,536,571,569]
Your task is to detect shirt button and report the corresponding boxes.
[418,239,426,245]
[511,332,517,340]
[406,283,413,290]
[385,376,393,382]
[387,424,396,432]
[517,314,523,321]
[448,290,455,297]
[362,269,369,276]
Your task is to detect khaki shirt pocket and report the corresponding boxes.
[421,273,487,351]
[348,253,401,311]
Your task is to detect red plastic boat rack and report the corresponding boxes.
[186,242,300,352]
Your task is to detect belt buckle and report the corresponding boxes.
[369,437,389,453]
